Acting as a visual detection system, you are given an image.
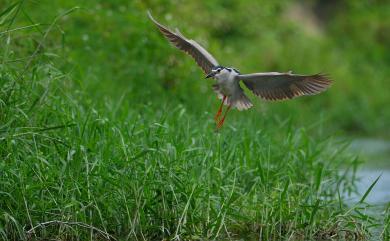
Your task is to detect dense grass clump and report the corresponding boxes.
[1,0,389,240]
[0,63,365,240]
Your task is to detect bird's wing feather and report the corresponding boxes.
[238,72,332,101]
[148,11,219,74]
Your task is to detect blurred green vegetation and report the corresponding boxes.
[5,0,388,136]
[1,0,389,240]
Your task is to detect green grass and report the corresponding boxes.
[0,65,369,240]
[1,0,389,240]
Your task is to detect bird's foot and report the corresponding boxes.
[214,95,226,122]
[214,109,222,122]
[216,117,226,129]
[215,104,231,129]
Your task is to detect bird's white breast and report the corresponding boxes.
[215,69,240,96]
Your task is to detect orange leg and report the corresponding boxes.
[214,96,226,122]
[216,105,231,129]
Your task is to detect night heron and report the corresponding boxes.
[148,12,332,129]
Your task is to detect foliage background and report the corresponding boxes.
[1,0,389,240]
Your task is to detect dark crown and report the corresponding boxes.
[212,66,240,74]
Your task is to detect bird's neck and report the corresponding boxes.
[216,69,238,82]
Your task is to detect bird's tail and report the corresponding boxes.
[212,84,253,111]
[229,93,253,111]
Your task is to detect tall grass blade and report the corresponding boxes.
[358,174,381,204]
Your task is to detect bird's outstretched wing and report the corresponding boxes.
[148,11,219,74]
[238,72,332,101]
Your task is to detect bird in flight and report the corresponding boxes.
[148,12,332,129]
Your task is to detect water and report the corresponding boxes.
[349,138,390,204]
[349,169,390,204]
[347,138,390,239]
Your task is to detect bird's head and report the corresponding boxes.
[205,66,225,79]
[205,66,240,79]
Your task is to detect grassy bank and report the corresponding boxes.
[0,62,368,239]
[1,0,389,240]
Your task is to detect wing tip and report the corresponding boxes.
[313,73,333,85]
[147,10,153,20]
[147,10,167,30]
[147,10,161,27]
[298,73,333,96]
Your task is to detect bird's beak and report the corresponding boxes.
[205,72,215,79]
